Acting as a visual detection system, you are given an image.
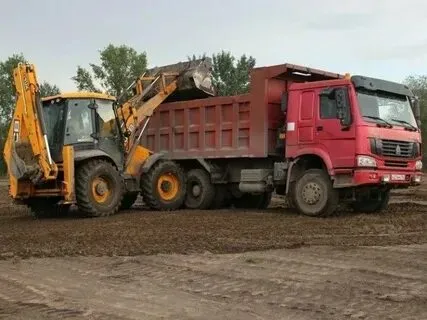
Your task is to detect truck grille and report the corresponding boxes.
[384,160,408,168]
[371,138,415,158]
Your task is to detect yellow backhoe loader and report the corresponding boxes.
[3,59,215,217]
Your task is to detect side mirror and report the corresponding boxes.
[335,88,352,127]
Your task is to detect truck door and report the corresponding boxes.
[315,86,356,168]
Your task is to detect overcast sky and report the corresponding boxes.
[1,0,426,91]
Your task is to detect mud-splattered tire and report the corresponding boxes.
[120,192,139,210]
[293,169,338,217]
[184,169,215,210]
[141,160,186,211]
[75,159,123,217]
[352,190,390,213]
[233,192,272,209]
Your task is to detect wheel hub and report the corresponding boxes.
[191,184,201,197]
[161,181,172,192]
[95,181,108,196]
[301,182,321,205]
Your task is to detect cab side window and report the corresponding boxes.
[320,94,337,119]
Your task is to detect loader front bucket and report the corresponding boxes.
[144,58,216,102]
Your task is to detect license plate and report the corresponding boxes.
[391,174,405,181]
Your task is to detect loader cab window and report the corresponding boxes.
[95,99,118,138]
[64,99,94,145]
[42,99,66,147]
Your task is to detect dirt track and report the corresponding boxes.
[0,183,426,319]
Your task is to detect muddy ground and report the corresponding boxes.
[0,182,426,319]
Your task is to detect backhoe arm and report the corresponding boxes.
[3,63,58,186]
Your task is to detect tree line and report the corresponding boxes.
[0,43,426,174]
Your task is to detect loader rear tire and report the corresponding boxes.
[141,160,186,210]
[75,159,123,217]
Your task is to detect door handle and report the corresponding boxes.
[316,126,323,131]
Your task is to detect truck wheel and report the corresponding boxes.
[184,169,215,210]
[141,160,186,210]
[293,169,338,217]
[75,159,123,217]
[233,192,272,209]
[120,192,139,210]
[352,190,390,213]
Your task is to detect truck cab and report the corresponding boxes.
[284,74,422,214]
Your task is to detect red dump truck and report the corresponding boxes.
[140,63,423,217]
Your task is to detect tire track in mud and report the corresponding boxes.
[0,244,426,320]
[0,201,426,260]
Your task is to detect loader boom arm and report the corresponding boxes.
[116,58,215,173]
[3,63,58,185]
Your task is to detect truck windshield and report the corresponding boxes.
[356,90,417,128]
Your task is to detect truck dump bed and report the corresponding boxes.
[140,63,343,159]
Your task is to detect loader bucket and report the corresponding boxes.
[144,58,216,102]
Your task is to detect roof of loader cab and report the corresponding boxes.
[42,91,116,102]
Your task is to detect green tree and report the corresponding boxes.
[0,54,60,174]
[211,51,256,96]
[189,51,256,96]
[72,44,148,98]
[404,75,427,161]
[39,81,60,97]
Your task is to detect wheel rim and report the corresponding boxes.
[190,181,202,198]
[301,182,322,205]
[92,176,111,204]
[157,174,179,201]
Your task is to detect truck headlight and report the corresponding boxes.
[357,155,377,167]
[415,160,423,170]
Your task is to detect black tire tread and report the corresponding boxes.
[140,160,186,211]
[75,159,123,217]
[184,169,216,210]
[293,168,339,217]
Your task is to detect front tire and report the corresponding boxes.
[293,169,338,217]
[75,159,123,217]
[141,160,186,210]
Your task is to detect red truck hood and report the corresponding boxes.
[357,124,421,155]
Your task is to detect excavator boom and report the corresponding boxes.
[3,63,58,191]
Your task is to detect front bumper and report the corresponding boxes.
[353,169,422,187]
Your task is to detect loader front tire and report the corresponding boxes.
[75,159,123,217]
[141,160,186,210]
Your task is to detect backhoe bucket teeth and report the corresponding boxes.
[144,58,216,101]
